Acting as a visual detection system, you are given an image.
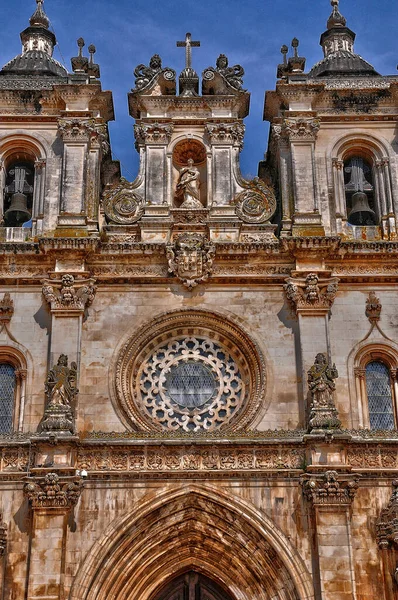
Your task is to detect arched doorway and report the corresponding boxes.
[153,572,233,600]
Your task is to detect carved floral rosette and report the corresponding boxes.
[167,233,215,289]
[24,473,83,511]
[111,309,266,434]
[102,178,145,225]
[233,178,277,224]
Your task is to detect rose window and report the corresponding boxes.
[113,310,266,433]
[138,337,244,431]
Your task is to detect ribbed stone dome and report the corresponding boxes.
[309,50,379,78]
[1,50,67,77]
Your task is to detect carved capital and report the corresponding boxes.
[134,122,174,147]
[0,292,14,324]
[0,514,7,556]
[166,234,215,289]
[273,117,320,143]
[42,274,97,313]
[366,291,382,323]
[302,471,359,506]
[206,122,245,150]
[332,158,344,171]
[354,367,366,380]
[34,158,46,170]
[58,118,97,143]
[24,473,83,511]
[284,273,339,315]
[376,480,398,549]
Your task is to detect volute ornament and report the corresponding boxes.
[133,54,176,92]
[167,234,215,289]
[234,177,277,224]
[203,54,245,90]
[102,178,145,225]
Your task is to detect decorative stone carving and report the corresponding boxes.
[0,514,7,556]
[366,291,382,323]
[376,480,398,549]
[102,178,144,225]
[175,159,202,209]
[58,118,96,142]
[42,274,97,312]
[39,354,77,435]
[133,54,176,92]
[167,234,215,288]
[134,122,174,147]
[273,117,320,142]
[0,292,14,324]
[203,54,245,90]
[24,473,83,510]
[233,177,277,224]
[284,273,339,314]
[303,471,359,506]
[206,122,245,150]
[308,353,341,432]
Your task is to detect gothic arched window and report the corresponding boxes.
[344,156,377,226]
[365,361,395,430]
[0,363,17,434]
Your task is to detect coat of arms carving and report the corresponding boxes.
[166,234,215,289]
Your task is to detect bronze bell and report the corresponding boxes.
[4,193,31,227]
[348,191,376,226]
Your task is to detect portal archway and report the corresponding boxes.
[69,485,314,600]
[152,571,233,600]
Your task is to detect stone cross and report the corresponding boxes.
[177,33,200,70]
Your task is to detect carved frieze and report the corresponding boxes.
[376,480,398,549]
[167,234,215,289]
[307,353,341,432]
[0,292,14,324]
[42,274,96,313]
[24,473,83,510]
[273,117,320,142]
[284,273,339,315]
[0,514,6,556]
[302,471,359,506]
[134,122,174,146]
[233,177,277,224]
[102,178,144,225]
[331,89,390,113]
[366,291,382,323]
[206,122,245,150]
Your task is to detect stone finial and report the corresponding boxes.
[366,291,382,323]
[39,354,78,435]
[24,473,83,510]
[303,471,359,506]
[327,0,347,29]
[284,273,339,315]
[0,292,14,324]
[0,514,7,556]
[29,0,50,29]
[87,44,100,79]
[376,480,398,549]
[308,353,342,432]
[42,274,97,313]
[71,38,89,74]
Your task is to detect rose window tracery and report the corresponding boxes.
[112,310,266,433]
[139,337,244,431]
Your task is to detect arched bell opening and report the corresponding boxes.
[151,571,234,600]
[172,139,207,208]
[4,159,34,227]
[343,155,377,226]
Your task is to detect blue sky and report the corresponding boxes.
[1,0,397,179]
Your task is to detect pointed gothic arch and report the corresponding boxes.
[69,485,314,600]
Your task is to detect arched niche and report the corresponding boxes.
[172,139,207,208]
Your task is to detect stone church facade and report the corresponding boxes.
[0,0,397,598]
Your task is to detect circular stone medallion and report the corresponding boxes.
[166,361,216,408]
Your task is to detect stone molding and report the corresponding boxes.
[302,471,359,506]
[24,472,83,511]
[205,122,245,150]
[0,292,14,324]
[376,480,398,549]
[284,272,339,315]
[42,274,96,313]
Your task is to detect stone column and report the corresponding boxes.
[284,271,339,423]
[24,473,83,600]
[303,470,359,599]
[0,159,5,224]
[32,159,46,236]
[86,127,105,233]
[376,480,398,600]
[332,158,345,233]
[0,514,7,599]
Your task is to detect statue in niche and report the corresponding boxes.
[176,158,202,209]
[46,354,77,407]
[308,353,338,407]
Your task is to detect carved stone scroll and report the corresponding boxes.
[133,54,176,92]
[102,178,144,225]
[233,177,277,224]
